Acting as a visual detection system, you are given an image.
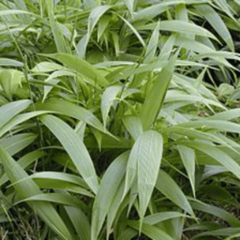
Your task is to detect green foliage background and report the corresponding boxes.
[1,0,240,239]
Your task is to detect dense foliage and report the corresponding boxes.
[1,0,240,239]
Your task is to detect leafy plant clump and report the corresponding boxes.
[1,0,240,239]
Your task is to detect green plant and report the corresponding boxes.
[1,0,240,240]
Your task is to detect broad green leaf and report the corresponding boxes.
[41,115,99,194]
[144,21,160,63]
[184,142,240,182]
[0,111,49,138]
[218,83,234,97]
[77,34,89,59]
[0,147,72,240]
[0,100,31,129]
[65,206,91,240]
[34,179,93,197]
[124,131,163,229]
[201,165,227,180]
[106,179,126,238]
[159,34,176,60]
[36,99,114,138]
[128,221,173,240]
[88,5,111,34]
[0,58,23,67]
[178,145,196,197]
[78,5,111,58]
[114,13,146,47]
[133,0,209,21]
[170,126,230,146]
[43,78,60,102]
[0,133,37,156]
[191,201,240,227]
[15,193,85,209]
[193,228,240,239]
[137,131,163,227]
[12,0,31,24]
[30,172,88,189]
[31,62,65,72]
[178,120,240,134]
[91,151,129,240]
[156,170,194,215]
[117,228,137,240]
[0,9,38,17]
[140,56,175,130]
[0,150,45,187]
[123,116,143,141]
[207,109,240,121]
[195,4,234,51]
[97,16,111,41]
[144,212,188,225]
[165,90,225,110]
[101,85,122,127]
[83,0,96,9]
[44,53,109,87]
[137,21,217,41]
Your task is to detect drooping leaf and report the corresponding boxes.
[41,115,99,194]
[184,142,240,181]
[156,170,194,216]
[36,99,109,135]
[194,4,234,51]
[0,100,31,129]
[43,53,109,87]
[0,147,72,240]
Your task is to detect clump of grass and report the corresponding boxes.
[1,0,240,239]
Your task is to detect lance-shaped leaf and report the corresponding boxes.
[0,111,49,138]
[101,85,122,127]
[77,5,111,58]
[65,206,91,240]
[123,116,143,141]
[184,142,240,181]
[156,170,194,216]
[91,151,129,240]
[191,201,240,227]
[0,69,22,100]
[0,150,45,187]
[44,53,108,87]
[0,99,31,129]
[0,133,37,156]
[140,56,175,130]
[194,4,234,51]
[128,221,174,240]
[124,131,163,229]
[40,114,99,194]
[36,99,110,136]
[144,21,160,63]
[178,145,196,197]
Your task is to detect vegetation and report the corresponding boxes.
[1,0,240,239]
